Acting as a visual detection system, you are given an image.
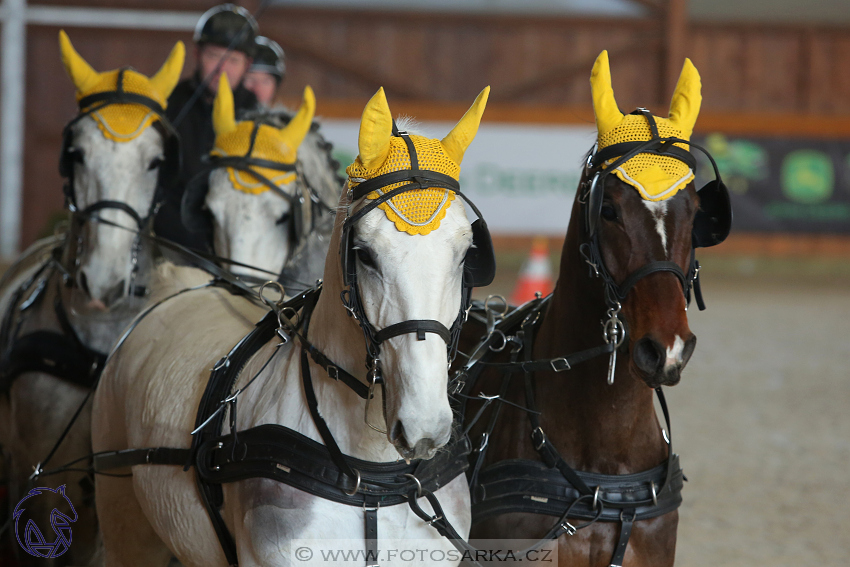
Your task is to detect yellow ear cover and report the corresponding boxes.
[278,86,316,155]
[60,30,181,143]
[213,74,237,138]
[210,89,315,194]
[441,86,490,165]
[149,41,185,101]
[356,88,394,171]
[590,51,624,137]
[346,88,488,235]
[668,58,702,141]
[591,52,703,201]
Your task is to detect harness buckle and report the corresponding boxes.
[550,358,571,372]
[560,521,577,536]
[326,365,339,380]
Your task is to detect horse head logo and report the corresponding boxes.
[13,485,77,558]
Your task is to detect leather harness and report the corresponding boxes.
[458,296,685,567]
[93,286,474,567]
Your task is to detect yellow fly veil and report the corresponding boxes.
[590,51,703,202]
[346,87,490,235]
[211,77,316,194]
[58,30,184,143]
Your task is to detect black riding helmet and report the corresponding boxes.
[193,4,259,56]
[250,36,286,84]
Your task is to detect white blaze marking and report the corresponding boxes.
[642,200,668,255]
[665,335,685,368]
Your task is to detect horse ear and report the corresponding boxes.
[590,50,624,137]
[58,30,101,94]
[441,86,490,165]
[212,74,237,137]
[279,85,316,152]
[668,58,702,140]
[357,87,393,170]
[150,41,185,101]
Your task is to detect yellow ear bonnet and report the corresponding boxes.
[58,30,185,143]
[346,87,489,236]
[211,85,317,194]
[590,51,702,201]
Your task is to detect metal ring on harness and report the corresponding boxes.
[343,469,362,496]
[484,294,508,316]
[259,281,286,310]
[403,473,423,498]
[488,330,507,352]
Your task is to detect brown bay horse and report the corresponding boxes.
[458,51,731,567]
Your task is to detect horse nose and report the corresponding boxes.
[633,333,697,386]
[389,420,443,461]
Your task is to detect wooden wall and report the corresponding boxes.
[17,3,850,246]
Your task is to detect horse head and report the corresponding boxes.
[327,86,491,460]
[58,30,183,309]
[579,50,717,388]
[182,75,315,280]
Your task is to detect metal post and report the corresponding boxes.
[0,0,26,259]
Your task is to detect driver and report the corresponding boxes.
[155,3,259,250]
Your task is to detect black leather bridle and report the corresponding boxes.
[180,117,334,255]
[578,108,732,381]
[59,67,181,296]
[339,122,495,396]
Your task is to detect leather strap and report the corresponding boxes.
[93,447,190,472]
[476,342,614,375]
[373,319,452,344]
[364,507,379,567]
[609,511,635,567]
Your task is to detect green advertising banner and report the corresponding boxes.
[694,134,850,233]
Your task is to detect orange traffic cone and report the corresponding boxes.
[510,237,554,304]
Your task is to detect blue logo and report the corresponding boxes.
[13,485,77,558]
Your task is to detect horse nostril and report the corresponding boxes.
[633,337,664,375]
[389,420,405,446]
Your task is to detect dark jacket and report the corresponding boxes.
[154,73,258,250]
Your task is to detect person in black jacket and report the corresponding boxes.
[155,4,259,250]
[243,36,286,108]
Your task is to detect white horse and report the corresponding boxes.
[0,31,185,566]
[91,85,492,566]
[183,75,341,288]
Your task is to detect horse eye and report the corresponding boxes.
[69,148,84,164]
[354,247,376,269]
[601,204,617,221]
[276,212,291,225]
[147,156,164,171]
